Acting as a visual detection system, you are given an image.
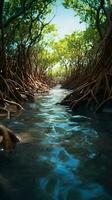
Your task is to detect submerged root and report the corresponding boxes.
[0,125,20,150]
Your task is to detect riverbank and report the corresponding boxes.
[0,74,56,119]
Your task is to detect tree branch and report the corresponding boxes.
[1,0,37,29]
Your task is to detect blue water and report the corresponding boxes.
[0,85,112,200]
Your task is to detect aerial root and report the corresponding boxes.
[0,71,49,118]
[61,70,112,113]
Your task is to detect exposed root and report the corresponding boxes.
[0,69,50,118]
[61,25,112,113]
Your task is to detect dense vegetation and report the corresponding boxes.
[0,0,112,116]
[0,0,56,115]
[60,0,112,113]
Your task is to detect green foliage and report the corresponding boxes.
[0,0,57,76]
[2,0,56,52]
[46,26,100,79]
[63,0,110,39]
[63,0,109,25]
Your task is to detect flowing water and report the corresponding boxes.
[0,85,112,200]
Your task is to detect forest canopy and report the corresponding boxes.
[0,0,112,113]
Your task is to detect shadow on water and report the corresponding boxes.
[0,85,112,200]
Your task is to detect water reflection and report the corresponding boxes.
[0,85,112,200]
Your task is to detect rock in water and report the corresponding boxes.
[0,125,20,150]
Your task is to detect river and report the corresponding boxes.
[0,85,112,200]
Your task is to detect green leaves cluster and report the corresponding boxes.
[43,26,100,79]
[1,0,56,52]
[63,0,111,39]
[0,0,57,77]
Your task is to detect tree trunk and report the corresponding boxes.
[0,0,7,78]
